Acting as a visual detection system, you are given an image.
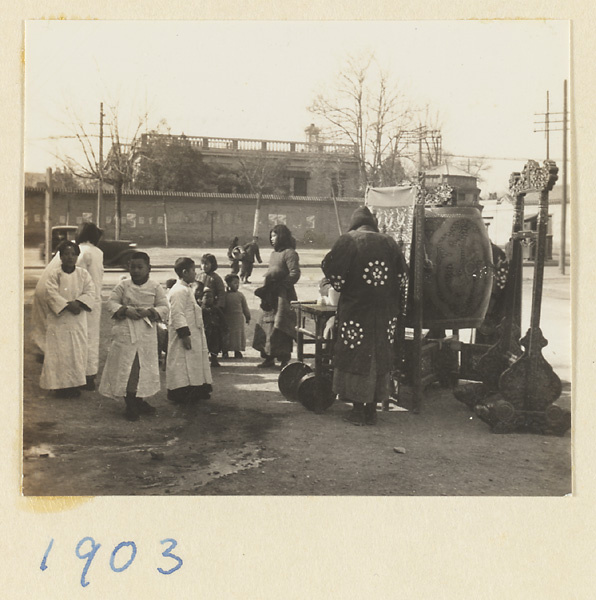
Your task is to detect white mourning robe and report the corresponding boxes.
[31,253,62,355]
[77,242,104,376]
[99,278,169,399]
[39,266,96,390]
[166,280,212,390]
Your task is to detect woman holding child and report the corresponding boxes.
[252,224,301,369]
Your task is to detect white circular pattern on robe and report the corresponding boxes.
[387,317,399,343]
[362,260,389,286]
[328,273,346,290]
[340,320,364,349]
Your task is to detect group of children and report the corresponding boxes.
[39,247,251,422]
[166,253,251,368]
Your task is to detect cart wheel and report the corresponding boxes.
[278,362,313,401]
[297,373,335,412]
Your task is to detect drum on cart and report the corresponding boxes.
[408,206,493,330]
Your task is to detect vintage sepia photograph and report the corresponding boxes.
[23,20,571,497]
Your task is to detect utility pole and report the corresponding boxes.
[207,211,217,246]
[546,91,550,159]
[400,127,442,173]
[97,102,104,226]
[44,168,53,265]
[560,80,568,274]
[534,85,569,273]
[252,192,262,239]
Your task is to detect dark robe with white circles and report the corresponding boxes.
[322,227,408,379]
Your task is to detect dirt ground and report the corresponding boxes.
[22,254,572,497]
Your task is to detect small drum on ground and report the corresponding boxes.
[278,362,313,402]
[297,372,335,412]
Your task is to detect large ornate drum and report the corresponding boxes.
[410,206,493,330]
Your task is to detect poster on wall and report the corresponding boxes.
[268,213,287,226]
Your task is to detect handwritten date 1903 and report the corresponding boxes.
[40,537,183,587]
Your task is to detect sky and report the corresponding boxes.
[24,20,569,194]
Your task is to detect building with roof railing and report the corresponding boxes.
[128,124,363,198]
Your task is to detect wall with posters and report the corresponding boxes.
[24,187,362,248]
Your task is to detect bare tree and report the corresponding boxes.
[236,153,290,237]
[309,53,416,189]
[57,105,145,239]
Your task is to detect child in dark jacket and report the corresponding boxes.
[198,287,228,368]
[222,273,251,359]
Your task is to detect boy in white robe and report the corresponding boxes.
[166,257,212,404]
[99,252,169,421]
[40,241,96,398]
[75,222,105,391]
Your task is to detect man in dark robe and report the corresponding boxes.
[322,206,408,425]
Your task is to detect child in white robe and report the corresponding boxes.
[99,252,169,421]
[75,222,105,391]
[40,241,96,398]
[166,257,212,404]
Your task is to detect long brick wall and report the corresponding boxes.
[24,187,363,248]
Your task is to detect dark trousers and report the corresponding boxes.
[240,261,254,281]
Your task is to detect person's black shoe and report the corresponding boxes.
[136,398,157,416]
[82,375,96,391]
[257,358,275,368]
[364,403,378,425]
[193,383,213,401]
[124,395,140,421]
[234,351,243,359]
[343,403,366,426]
[222,351,229,359]
[168,388,189,404]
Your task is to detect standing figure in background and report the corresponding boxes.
[75,222,104,391]
[39,241,96,398]
[99,252,169,421]
[196,253,226,309]
[166,258,212,404]
[322,206,408,426]
[252,225,301,369]
[222,273,251,359]
[240,236,262,284]
[227,236,242,275]
[198,287,228,368]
